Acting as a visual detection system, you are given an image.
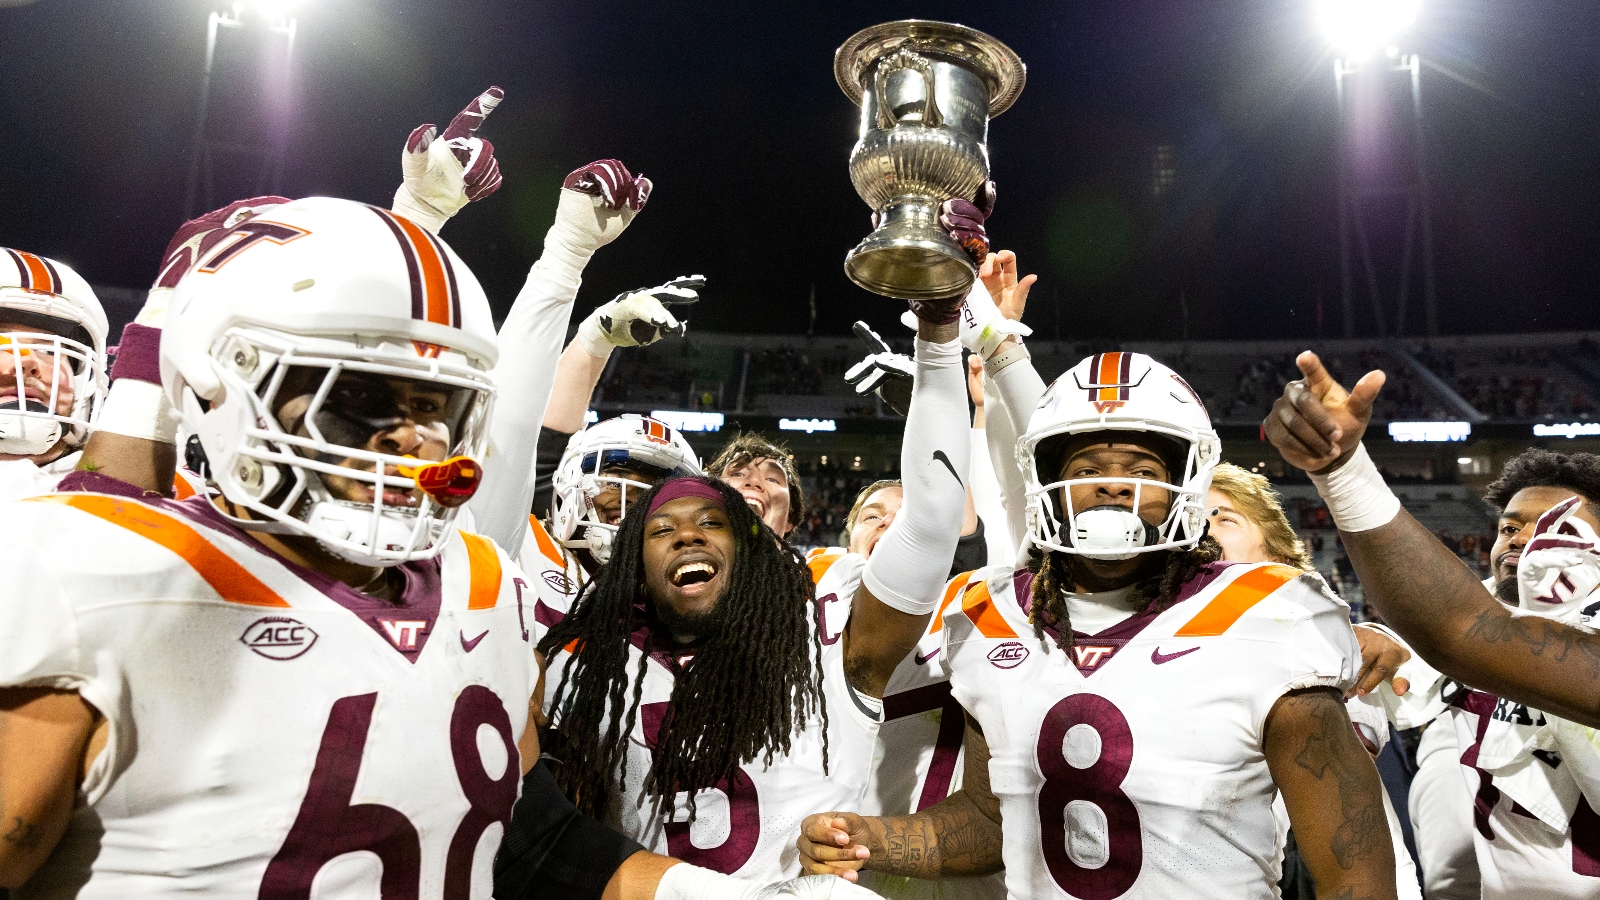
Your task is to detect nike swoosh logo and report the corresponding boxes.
[1150,646,1200,665]
[914,648,940,665]
[931,450,962,487]
[461,630,489,653]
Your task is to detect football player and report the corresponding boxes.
[537,278,975,882]
[0,251,107,500]
[0,197,878,900]
[1262,351,1600,728]
[800,351,1399,899]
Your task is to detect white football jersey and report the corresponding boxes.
[944,560,1360,900]
[543,555,877,883]
[1447,688,1600,898]
[807,548,1006,900]
[516,515,587,629]
[0,491,540,900]
[0,450,79,502]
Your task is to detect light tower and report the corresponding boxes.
[1320,0,1438,338]
[182,1,300,218]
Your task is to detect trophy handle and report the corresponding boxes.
[873,48,943,130]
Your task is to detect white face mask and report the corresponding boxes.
[1517,496,1600,625]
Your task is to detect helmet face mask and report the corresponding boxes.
[0,261,109,459]
[161,198,501,568]
[193,327,494,566]
[1020,353,1220,561]
[552,415,701,565]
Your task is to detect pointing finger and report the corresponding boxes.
[1295,351,1340,400]
[442,86,505,142]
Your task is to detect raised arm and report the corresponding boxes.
[1264,351,1600,727]
[797,713,1004,881]
[843,315,969,696]
[468,161,651,554]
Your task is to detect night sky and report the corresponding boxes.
[2,0,1597,341]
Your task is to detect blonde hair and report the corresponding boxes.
[844,479,902,535]
[1208,463,1313,572]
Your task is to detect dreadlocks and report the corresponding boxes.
[1027,538,1224,655]
[538,476,826,821]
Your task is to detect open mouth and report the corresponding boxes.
[742,494,764,516]
[671,560,719,588]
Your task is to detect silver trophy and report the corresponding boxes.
[835,20,1026,300]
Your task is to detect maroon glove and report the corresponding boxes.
[152,196,291,290]
[562,159,652,212]
[939,180,996,265]
[439,85,504,200]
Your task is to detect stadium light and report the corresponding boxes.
[1318,0,1420,61]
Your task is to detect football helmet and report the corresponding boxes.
[161,197,499,567]
[0,249,108,456]
[1018,351,1220,560]
[551,414,701,564]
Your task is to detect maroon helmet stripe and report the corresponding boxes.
[368,207,425,321]
[3,249,27,289]
[1119,350,1132,400]
[1086,352,1103,401]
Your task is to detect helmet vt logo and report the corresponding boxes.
[1092,400,1126,414]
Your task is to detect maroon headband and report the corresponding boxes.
[646,478,727,518]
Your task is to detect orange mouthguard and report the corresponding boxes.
[396,455,481,508]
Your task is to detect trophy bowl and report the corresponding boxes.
[835,20,1025,301]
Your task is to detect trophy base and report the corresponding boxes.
[844,200,977,301]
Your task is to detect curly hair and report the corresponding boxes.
[537,476,826,821]
[1483,448,1600,512]
[707,432,805,529]
[1027,539,1224,655]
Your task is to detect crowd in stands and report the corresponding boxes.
[1412,343,1598,421]
[791,456,901,551]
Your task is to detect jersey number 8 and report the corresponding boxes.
[1036,693,1142,900]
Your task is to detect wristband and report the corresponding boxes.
[1308,444,1401,533]
[575,313,616,361]
[984,341,1030,376]
[94,379,179,445]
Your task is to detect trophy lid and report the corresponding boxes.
[835,20,1026,117]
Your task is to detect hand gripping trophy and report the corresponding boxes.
[836,20,1026,300]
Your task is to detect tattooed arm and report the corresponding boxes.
[1266,687,1398,900]
[1264,351,1600,727]
[798,713,1004,880]
[0,688,99,888]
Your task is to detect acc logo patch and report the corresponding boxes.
[240,616,318,660]
[987,641,1029,669]
[541,569,573,595]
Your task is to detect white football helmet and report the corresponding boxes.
[1019,351,1220,560]
[0,249,108,456]
[551,414,701,564]
[161,197,498,567]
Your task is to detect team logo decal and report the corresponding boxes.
[1073,644,1117,671]
[240,616,318,660]
[541,569,573,594]
[379,618,429,650]
[988,641,1030,669]
[641,417,674,446]
[1076,352,1147,415]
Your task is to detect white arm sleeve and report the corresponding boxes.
[969,427,1016,567]
[468,195,599,555]
[861,338,970,614]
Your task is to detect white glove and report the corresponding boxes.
[1518,496,1600,624]
[391,87,504,234]
[655,864,880,900]
[956,280,1030,360]
[845,321,915,415]
[575,276,704,358]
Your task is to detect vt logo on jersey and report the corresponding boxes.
[240,616,319,660]
[988,641,1030,668]
[379,618,429,650]
[1073,644,1118,671]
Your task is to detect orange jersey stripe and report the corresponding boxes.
[929,570,978,634]
[962,579,1018,639]
[1174,564,1301,637]
[528,516,567,569]
[460,531,502,610]
[28,494,288,608]
[394,215,451,327]
[807,547,847,585]
[172,475,198,500]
